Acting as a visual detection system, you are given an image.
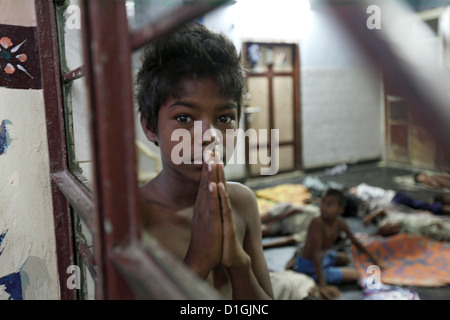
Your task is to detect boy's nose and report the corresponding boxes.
[201,122,221,147]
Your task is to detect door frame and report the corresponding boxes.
[242,41,302,178]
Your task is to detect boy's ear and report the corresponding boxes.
[140,115,159,146]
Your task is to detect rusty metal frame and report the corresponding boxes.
[130,1,229,51]
[35,0,78,300]
[81,0,228,299]
[37,0,238,300]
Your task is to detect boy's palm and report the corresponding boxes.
[188,154,250,276]
[187,161,223,274]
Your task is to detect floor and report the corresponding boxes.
[248,161,450,300]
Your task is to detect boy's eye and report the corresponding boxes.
[175,115,193,123]
[218,115,235,124]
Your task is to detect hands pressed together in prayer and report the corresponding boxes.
[184,150,250,278]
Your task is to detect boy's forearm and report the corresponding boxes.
[227,261,272,300]
[184,258,210,279]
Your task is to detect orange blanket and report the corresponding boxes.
[352,233,450,287]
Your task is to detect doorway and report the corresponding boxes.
[243,42,301,177]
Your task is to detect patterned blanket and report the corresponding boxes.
[254,184,311,214]
[352,233,450,287]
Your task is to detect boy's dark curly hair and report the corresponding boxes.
[323,188,347,208]
[136,23,245,134]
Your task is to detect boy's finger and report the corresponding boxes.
[208,182,220,213]
[217,163,226,191]
[208,160,218,184]
[199,159,210,191]
[218,182,232,221]
[214,149,222,164]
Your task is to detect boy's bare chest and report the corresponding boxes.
[144,207,193,260]
[322,223,341,249]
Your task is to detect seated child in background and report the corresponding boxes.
[293,189,385,300]
[136,23,273,300]
[260,194,360,249]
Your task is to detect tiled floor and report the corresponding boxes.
[249,161,450,300]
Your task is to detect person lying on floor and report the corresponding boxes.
[348,183,450,216]
[362,203,450,241]
[260,202,320,249]
[289,188,385,300]
[414,172,450,189]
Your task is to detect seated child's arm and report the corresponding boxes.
[307,218,341,300]
[340,219,385,269]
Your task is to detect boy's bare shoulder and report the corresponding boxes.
[308,215,324,228]
[337,216,349,227]
[226,182,259,213]
[226,182,256,202]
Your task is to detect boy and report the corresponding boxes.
[136,24,273,300]
[294,189,384,300]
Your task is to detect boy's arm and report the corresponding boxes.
[220,182,274,300]
[341,220,383,268]
[307,220,326,286]
[307,219,341,300]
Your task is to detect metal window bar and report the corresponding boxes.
[37,0,229,300]
[81,0,229,300]
[35,0,78,300]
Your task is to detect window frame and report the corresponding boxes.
[36,0,229,300]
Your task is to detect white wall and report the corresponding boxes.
[300,10,383,168]
[204,0,384,173]
[0,0,60,300]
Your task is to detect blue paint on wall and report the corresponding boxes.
[0,229,8,256]
[0,272,22,300]
[0,230,24,300]
[0,119,12,156]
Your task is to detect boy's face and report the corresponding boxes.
[320,195,344,221]
[142,76,239,182]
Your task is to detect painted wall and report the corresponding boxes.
[0,0,60,300]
